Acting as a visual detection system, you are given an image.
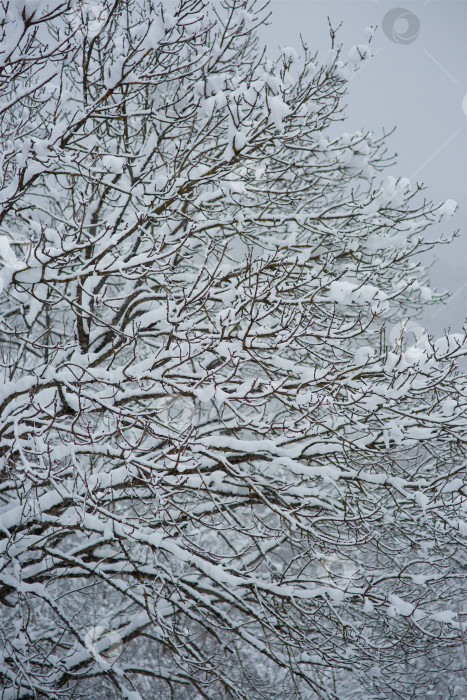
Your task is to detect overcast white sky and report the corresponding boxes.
[260,0,466,336]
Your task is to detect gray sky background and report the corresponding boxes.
[260,0,466,337]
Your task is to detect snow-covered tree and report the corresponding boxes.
[0,1,466,697]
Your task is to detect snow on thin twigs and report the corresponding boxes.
[0,1,466,699]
